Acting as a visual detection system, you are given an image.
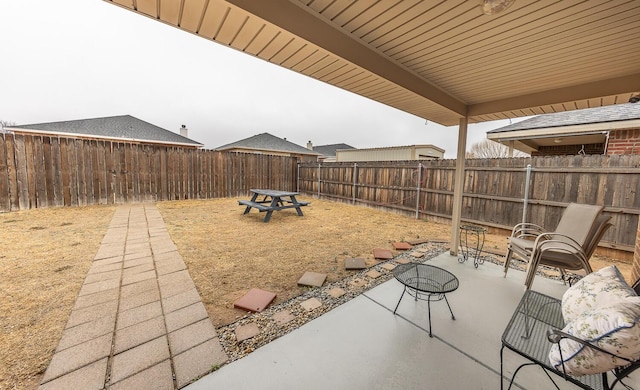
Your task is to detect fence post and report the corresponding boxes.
[297,163,300,193]
[416,162,422,219]
[317,163,321,198]
[353,163,357,204]
[522,164,532,224]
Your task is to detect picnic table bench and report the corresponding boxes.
[238,189,309,222]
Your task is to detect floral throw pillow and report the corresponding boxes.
[561,265,636,323]
[549,297,640,375]
[549,265,640,376]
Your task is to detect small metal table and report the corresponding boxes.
[458,224,486,268]
[392,263,459,337]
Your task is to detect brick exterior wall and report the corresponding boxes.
[530,127,640,157]
[607,128,640,155]
[532,143,604,156]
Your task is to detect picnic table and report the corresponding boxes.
[238,189,310,222]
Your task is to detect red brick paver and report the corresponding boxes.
[39,204,228,389]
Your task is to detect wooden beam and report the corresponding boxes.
[224,0,467,117]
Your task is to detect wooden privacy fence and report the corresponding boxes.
[0,133,298,212]
[298,155,640,254]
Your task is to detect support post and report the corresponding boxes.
[416,162,422,219]
[633,217,640,283]
[450,117,468,256]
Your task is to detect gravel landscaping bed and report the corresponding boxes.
[216,242,447,363]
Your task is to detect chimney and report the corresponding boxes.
[180,125,188,138]
[307,140,313,150]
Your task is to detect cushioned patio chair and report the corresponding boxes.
[523,212,611,290]
[502,203,606,289]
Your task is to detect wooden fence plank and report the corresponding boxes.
[0,134,11,212]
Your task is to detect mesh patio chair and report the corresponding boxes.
[501,203,606,289]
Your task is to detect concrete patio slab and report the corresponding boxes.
[187,253,639,390]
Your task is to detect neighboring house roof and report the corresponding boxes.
[313,143,355,157]
[215,133,320,156]
[488,103,640,134]
[487,103,640,154]
[7,115,203,147]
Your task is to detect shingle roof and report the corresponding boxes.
[9,115,203,146]
[488,103,640,134]
[215,133,320,155]
[313,143,355,157]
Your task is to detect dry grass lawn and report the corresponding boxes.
[0,198,634,389]
[0,206,115,390]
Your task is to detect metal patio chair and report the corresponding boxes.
[502,203,607,289]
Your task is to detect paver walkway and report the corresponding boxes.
[39,204,228,389]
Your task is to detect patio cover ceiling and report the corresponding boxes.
[105,0,640,127]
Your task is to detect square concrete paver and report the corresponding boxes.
[373,248,393,260]
[300,297,322,311]
[365,270,382,279]
[233,288,277,313]
[110,360,173,390]
[114,316,166,354]
[173,339,228,388]
[110,336,170,384]
[297,271,327,287]
[327,287,346,299]
[168,318,217,355]
[236,323,260,342]
[381,263,396,271]
[349,278,367,288]
[39,358,107,390]
[392,242,413,250]
[345,258,366,270]
[272,310,295,325]
[165,301,209,332]
[396,258,411,264]
[162,288,202,313]
[56,314,116,352]
[41,333,112,383]
[410,251,425,258]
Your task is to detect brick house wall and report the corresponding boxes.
[607,128,640,155]
[532,143,604,156]
[530,127,640,156]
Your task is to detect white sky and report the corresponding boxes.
[1,0,525,158]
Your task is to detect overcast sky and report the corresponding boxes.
[1,0,525,158]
